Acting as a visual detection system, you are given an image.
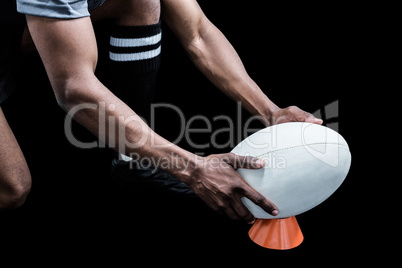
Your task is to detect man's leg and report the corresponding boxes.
[91,0,161,124]
[0,107,31,209]
[91,0,196,197]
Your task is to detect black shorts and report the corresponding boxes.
[0,0,107,105]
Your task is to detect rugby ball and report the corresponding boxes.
[231,122,351,219]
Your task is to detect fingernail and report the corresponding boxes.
[256,159,265,167]
[248,218,256,225]
[272,210,279,216]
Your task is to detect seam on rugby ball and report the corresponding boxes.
[255,142,347,158]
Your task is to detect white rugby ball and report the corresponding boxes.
[231,122,351,219]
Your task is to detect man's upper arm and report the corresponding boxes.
[161,0,208,45]
[26,15,97,86]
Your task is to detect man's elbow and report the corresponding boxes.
[0,173,31,210]
[184,20,216,62]
[52,75,94,112]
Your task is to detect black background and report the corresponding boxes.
[0,1,369,265]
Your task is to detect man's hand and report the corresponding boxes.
[268,106,323,126]
[185,153,278,223]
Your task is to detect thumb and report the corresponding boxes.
[226,153,265,170]
[305,113,323,125]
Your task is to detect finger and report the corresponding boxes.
[298,109,323,125]
[225,206,240,221]
[231,197,255,223]
[225,153,265,170]
[304,113,323,125]
[212,199,239,220]
[242,187,278,216]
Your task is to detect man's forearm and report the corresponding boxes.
[184,21,279,120]
[163,0,321,127]
[64,78,199,183]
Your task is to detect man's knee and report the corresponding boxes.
[99,0,160,26]
[0,172,32,210]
